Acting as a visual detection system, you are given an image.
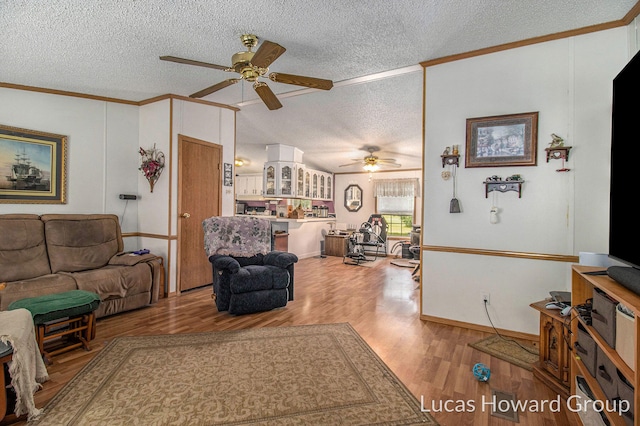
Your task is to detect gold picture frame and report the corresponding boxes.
[465,112,538,168]
[0,124,67,204]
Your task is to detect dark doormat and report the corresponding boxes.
[490,389,519,423]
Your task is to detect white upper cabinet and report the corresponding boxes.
[235,174,263,199]
[263,162,300,198]
[261,144,333,200]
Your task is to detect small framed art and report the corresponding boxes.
[223,163,233,186]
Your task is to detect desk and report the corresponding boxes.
[325,234,350,257]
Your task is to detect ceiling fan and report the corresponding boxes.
[160,34,333,110]
[339,146,402,171]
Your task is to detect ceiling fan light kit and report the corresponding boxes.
[340,146,402,173]
[160,34,333,110]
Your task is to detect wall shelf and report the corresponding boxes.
[545,146,572,172]
[545,146,572,162]
[441,154,460,168]
[484,179,524,198]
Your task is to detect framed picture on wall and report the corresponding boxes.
[465,112,538,168]
[0,124,67,204]
[223,163,233,186]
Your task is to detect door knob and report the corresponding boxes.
[181,213,191,218]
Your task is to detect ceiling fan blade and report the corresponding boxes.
[253,82,282,110]
[190,79,239,98]
[269,73,333,90]
[339,162,364,167]
[251,40,286,69]
[160,56,229,71]
[380,162,402,168]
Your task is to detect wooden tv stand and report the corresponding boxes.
[570,265,640,426]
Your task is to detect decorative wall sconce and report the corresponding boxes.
[139,144,165,193]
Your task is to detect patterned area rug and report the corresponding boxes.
[469,335,539,371]
[34,323,438,425]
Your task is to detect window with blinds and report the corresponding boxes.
[373,179,419,237]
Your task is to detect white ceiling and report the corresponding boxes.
[1,1,636,173]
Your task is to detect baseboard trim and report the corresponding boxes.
[420,314,538,342]
[421,245,579,263]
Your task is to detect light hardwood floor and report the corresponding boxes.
[6,255,577,425]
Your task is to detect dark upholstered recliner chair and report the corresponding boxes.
[202,216,298,315]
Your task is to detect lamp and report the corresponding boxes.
[235,158,248,167]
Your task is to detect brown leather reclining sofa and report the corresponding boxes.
[0,214,164,318]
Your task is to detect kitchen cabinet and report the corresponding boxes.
[296,166,305,198]
[263,163,333,200]
[263,162,301,197]
[308,169,332,201]
[235,174,263,198]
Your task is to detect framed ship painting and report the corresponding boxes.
[0,124,67,204]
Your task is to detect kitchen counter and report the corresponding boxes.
[236,214,335,223]
[234,214,334,258]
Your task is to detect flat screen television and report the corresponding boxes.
[608,49,640,289]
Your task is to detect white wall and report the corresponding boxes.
[422,27,631,335]
[139,98,237,294]
[0,88,139,232]
[137,99,172,281]
[1,89,236,295]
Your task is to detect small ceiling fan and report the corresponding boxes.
[160,34,333,110]
[339,146,401,171]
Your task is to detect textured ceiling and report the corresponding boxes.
[1,0,637,173]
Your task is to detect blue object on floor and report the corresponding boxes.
[473,363,491,382]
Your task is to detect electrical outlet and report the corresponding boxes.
[482,293,490,305]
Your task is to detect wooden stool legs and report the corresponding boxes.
[36,312,95,365]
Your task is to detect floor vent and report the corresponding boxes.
[490,389,519,423]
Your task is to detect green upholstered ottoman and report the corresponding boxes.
[9,290,101,363]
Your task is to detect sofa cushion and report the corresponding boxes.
[0,274,78,311]
[41,214,122,273]
[0,214,52,282]
[229,265,290,294]
[61,264,152,301]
